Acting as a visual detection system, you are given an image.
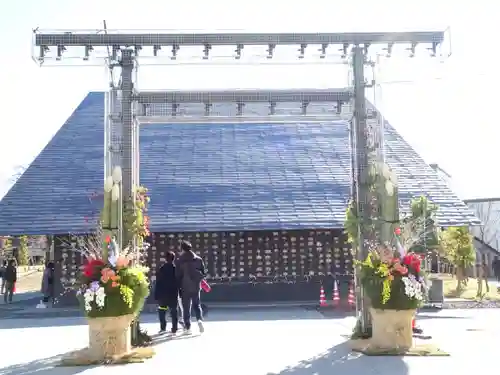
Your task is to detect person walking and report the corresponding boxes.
[0,260,6,295]
[3,259,17,304]
[39,262,55,308]
[176,240,206,334]
[155,251,180,335]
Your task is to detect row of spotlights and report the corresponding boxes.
[38,42,440,62]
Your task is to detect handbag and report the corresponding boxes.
[200,279,211,293]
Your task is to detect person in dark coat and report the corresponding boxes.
[176,240,206,334]
[154,251,179,334]
[40,262,55,307]
[0,260,7,295]
[3,259,17,304]
[493,257,500,282]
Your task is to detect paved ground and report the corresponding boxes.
[0,307,498,375]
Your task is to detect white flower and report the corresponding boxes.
[94,287,106,309]
[83,289,94,312]
[402,276,424,301]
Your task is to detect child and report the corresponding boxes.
[154,251,179,334]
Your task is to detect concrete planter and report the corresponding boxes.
[370,308,415,350]
[87,314,134,361]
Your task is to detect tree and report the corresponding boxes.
[403,196,440,254]
[440,227,475,291]
[1,236,12,259]
[18,235,30,266]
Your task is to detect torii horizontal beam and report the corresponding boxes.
[34,31,445,47]
[133,89,353,104]
[135,114,349,124]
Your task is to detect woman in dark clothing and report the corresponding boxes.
[0,260,6,294]
[3,259,17,303]
[154,251,180,334]
[40,262,55,306]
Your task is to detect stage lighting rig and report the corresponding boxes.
[32,30,447,66]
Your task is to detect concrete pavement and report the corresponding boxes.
[0,307,499,375]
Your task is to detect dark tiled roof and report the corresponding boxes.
[0,92,479,235]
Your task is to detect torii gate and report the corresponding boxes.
[33,29,446,333]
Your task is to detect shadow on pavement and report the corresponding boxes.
[265,341,408,375]
[0,306,329,329]
[0,354,92,375]
[0,316,86,330]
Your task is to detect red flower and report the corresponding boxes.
[402,253,422,273]
[83,259,105,277]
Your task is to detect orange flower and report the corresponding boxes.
[387,274,394,281]
[116,256,130,269]
[100,268,116,283]
[111,281,120,288]
[393,263,408,275]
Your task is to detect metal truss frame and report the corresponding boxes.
[33,28,447,333]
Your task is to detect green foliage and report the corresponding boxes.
[440,226,475,273]
[123,186,150,248]
[80,265,150,319]
[357,251,425,310]
[18,235,29,265]
[345,201,360,248]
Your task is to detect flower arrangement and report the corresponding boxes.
[357,245,429,310]
[77,237,150,318]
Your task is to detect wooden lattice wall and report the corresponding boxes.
[147,229,353,283]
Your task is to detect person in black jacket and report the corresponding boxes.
[3,259,17,304]
[154,251,179,334]
[176,240,206,334]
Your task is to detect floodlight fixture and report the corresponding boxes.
[202,44,211,60]
[383,42,394,57]
[235,44,244,59]
[267,44,276,59]
[269,102,277,115]
[319,44,328,58]
[408,42,417,58]
[298,44,307,59]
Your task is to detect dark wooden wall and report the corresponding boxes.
[53,229,354,305]
[148,229,354,303]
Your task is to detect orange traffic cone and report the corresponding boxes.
[347,282,356,309]
[319,285,327,307]
[332,280,340,307]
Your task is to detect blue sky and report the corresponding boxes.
[0,0,497,200]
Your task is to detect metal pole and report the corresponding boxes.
[119,49,136,247]
[352,45,371,333]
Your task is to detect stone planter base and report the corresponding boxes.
[60,313,156,366]
[60,347,155,366]
[370,308,415,350]
[88,314,134,360]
